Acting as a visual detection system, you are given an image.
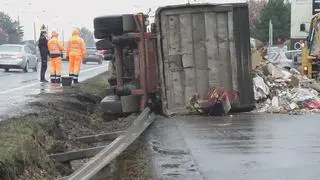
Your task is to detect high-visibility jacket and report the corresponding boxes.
[48,37,63,58]
[67,35,86,57]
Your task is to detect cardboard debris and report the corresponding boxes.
[253,60,320,115]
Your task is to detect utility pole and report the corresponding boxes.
[33,21,37,49]
[269,19,273,47]
[62,28,65,47]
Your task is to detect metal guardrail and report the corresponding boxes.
[58,107,155,180]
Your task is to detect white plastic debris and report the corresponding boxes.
[223,96,231,114]
[253,75,270,101]
[290,68,301,75]
[289,102,298,110]
[291,88,318,102]
[272,96,279,107]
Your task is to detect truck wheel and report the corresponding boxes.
[94,15,123,38]
[94,30,111,40]
[33,63,38,72]
[93,14,136,38]
[96,39,113,50]
[23,62,29,73]
[122,14,136,32]
[4,68,9,72]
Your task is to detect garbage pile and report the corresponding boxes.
[187,87,239,116]
[253,61,320,115]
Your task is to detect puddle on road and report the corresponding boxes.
[32,83,64,94]
[21,79,38,83]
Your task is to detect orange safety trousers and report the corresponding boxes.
[69,55,82,79]
[50,57,62,77]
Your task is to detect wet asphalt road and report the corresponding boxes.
[141,113,320,180]
[0,61,109,120]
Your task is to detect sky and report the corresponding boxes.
[0,0,246,41]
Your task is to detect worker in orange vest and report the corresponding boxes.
[66,28,86,84]
[47,31,63,83]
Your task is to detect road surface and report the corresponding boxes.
[0,61,109,120]
[117,113,320,180]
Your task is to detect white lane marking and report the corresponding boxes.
[0,64,108,94]
[81,63,108,73]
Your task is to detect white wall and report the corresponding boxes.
[290,0,312,39]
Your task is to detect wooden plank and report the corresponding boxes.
[179,13,194,68]
[204,12,220,88]
[75,131,124,144]
[179,13,197,105]
[65,108,155,180]
[49,146,106,163]
[228,11,238,91]
[192,13,209,99]
[216,12,232,89]
[167,15,184,108]
[158,14,169,114]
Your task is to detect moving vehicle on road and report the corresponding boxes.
[0,44,38,72]
[83,47,103,64]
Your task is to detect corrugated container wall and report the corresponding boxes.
[155,3,255,115]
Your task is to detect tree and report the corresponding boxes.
[23,40,37,54]
[79,27,95,47]
[251,0,291,43]
[248,0,268,26]
[0,12,24,44]
[0,27,8,45]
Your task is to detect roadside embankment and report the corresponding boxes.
[0,72,136,180]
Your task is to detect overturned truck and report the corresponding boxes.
[94,3,255,116]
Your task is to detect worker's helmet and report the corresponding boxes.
[40,24,46,32]
[72,28,80,35]
[51,31,58,37]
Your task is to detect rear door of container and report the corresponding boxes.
[156,4,253,115]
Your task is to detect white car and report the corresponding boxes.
[0,44,38,72]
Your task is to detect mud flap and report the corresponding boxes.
[100,95,141,115]
[121,95,141,113]
[100,95,122,114]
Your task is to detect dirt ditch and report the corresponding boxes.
[0,72,137,180]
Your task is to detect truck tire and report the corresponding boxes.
[122,14,136,32]
[93,14,136,38]
[96,39,113,50]
[94,15,123,38]
[94,30,111,40]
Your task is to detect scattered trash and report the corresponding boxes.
[187,87,239,116]
[253,75,270,101]
[252,58,320,115]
